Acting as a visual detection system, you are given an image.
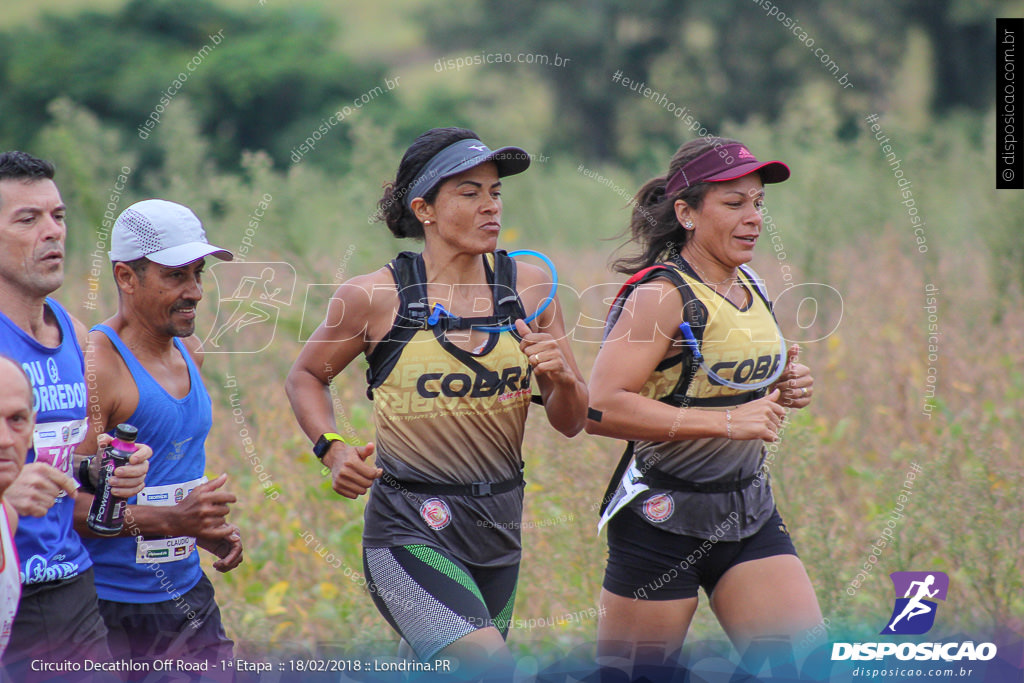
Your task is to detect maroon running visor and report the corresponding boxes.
[665,143,790,196]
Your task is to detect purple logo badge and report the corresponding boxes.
[881,571,949,635]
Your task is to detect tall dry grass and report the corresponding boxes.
[39,97,1021,664]
[175,232,1023,660]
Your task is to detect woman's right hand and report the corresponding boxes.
[324,442,381,499]
[727,389,787,441]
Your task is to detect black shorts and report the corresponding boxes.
[603,507,797,601]
[2,568,112,683]
[98,572,233,672]
[363,545,518,660]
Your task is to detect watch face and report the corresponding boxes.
[315,434,341,459]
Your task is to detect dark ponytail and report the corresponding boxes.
[613,137,741,274]
[376,127,479,239]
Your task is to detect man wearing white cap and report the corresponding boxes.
[73,199,242,670]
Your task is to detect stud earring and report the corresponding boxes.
[683,219,694,230]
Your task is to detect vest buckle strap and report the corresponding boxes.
[641,467,760,494]
[378,468,524,497]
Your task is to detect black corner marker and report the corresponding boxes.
[587,407,603,422]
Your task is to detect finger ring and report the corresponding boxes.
[801,387,808,397]
[531,354,539,364]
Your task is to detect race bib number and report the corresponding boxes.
[135,477,206,564]
[32,418,87,497]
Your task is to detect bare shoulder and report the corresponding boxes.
[84,327,126,383]
[635,276,688,322]
[329,266,399,324]
[181,334,204,368]
[345,266,398,305]
[69,314,90,350]
[83,325,138,425]
[514,260,551,289]
[605,275,685,346]
[513,261,555,313]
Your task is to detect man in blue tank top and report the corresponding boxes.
[73,199,242,672]
[0,151,152,680]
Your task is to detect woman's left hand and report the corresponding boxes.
[516,319,576,387]
[772,343,814,408]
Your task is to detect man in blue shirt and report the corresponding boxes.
[0,151,151,680]
[74,199,242,672]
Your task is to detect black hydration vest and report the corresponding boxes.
[364,250,528,400]
[597,257,775,514]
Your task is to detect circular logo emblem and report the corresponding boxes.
[61,425,70,442]
[642,493,674,523]
[419,498,452,531]
[46,357,60,384]
[174,487,185,504]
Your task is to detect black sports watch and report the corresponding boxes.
[313,433,346,460]
[78,456,97,494]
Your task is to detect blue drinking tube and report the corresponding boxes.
[463,249,559,333]
[678,322,788,391]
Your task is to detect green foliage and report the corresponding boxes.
[3,0,1014,171]
[0,0,384,171]
[8,0,1021,663]
[39,94,1013,293]
[424,0,686,160]
[35,91,1022,661]
[36,99,137,256]
[422,0,1003,162]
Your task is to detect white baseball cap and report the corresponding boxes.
[109,199,233,267]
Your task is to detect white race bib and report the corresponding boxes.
[135,476,206,564]
[32,418,87,497]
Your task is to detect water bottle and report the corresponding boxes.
[87,423,139,536]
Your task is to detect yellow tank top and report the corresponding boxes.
[640,266,782,404]
[368,251,533,484]
[373,327,531,482]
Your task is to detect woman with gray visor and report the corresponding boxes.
[286,127,587,673]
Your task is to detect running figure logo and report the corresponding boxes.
[201,262,295,354]
[881,571,949,635]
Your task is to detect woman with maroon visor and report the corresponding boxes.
[587,137,822,673]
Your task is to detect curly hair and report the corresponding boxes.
[376,127,479,239]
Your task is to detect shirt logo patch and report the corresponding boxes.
[169,436,193,461]
[47,357,60,383]
[420,498,452,531]
[642,493,674,523]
